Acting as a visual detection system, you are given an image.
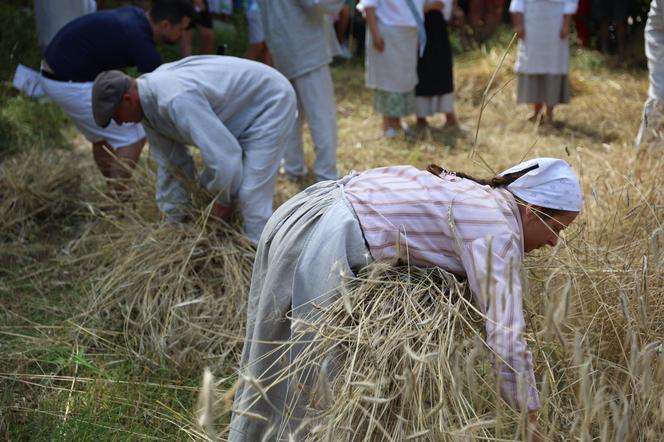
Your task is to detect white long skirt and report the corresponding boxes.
[515,1,569,75]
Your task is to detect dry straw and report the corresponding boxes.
[283,263,501,441]
[0,148,90,295]
[201,61,664,442]
[0,149,82,247]
[80,218,254,371]
[209,145,664,440]
[71,161,256,374]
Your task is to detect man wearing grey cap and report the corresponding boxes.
[92,56,297,243]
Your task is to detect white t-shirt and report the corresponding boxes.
[357,0,426,28]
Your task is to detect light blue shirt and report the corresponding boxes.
[257,0,344,79]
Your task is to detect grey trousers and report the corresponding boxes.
[284,65,339,182]
[229,176,370,441]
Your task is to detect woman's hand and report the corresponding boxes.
[372,33,385,52]
[528,411,545,442]
[210,202,232,223]
[364,7,385,52]
[560,15,572,39]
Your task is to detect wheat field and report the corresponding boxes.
[2,32,663,441]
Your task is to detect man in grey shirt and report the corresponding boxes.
[91,56,297,242]
[258,0,344,182]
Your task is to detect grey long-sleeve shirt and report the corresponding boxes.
[137,56,296,225]
[258,0,344,80]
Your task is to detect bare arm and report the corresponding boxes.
[210,202,232,223]
[511,12,525,40]
[364,7,384,52]
[560,14,573,39]
[528,410,545,442]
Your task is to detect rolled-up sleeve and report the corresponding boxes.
[168,94,243,207]
[508,0,524,13]
[460,234,540,411]
[356,0,378,13]
[564,0,578,15]
[145,124,196,221]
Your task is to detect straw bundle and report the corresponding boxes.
[268,263,514,441]
[81,218,255,373]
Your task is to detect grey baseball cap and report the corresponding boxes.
[92,70,131,128]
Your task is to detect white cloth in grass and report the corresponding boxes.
[501,157,582,212]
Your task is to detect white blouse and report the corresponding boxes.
[357,0,426,28]
[509,0,578,15]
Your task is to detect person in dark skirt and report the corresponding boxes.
[415,0,460,129]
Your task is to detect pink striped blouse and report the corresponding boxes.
[344,165,540,411]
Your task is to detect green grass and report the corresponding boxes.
[0,93,69,158]
[1,282,202,441]
[0,1,41,80]
[0,1,69,159]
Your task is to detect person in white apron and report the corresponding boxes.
[510,0,578,123]
[357,0,427,137]
[415,0,460,129]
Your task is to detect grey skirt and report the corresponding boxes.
[229,175,371,441]
[516,73,571,106]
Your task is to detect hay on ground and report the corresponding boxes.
[0,149,84,265]
[0,150,82,240]
[79,214,256,374]
[287,263,505,441]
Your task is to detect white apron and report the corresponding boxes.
[365,22,419,92]
[515,0,569,75]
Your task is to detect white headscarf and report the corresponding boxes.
[500,158,582,212]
